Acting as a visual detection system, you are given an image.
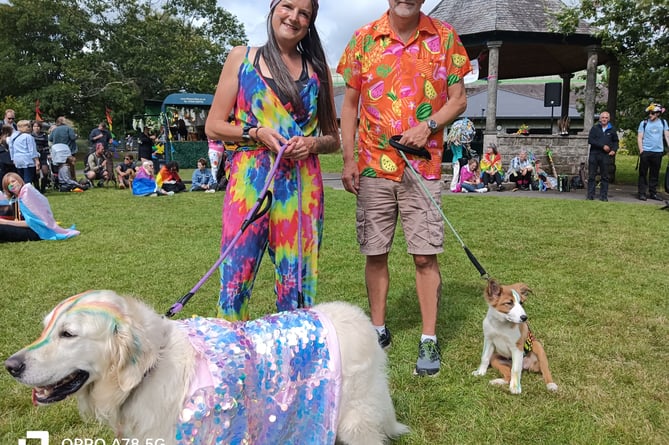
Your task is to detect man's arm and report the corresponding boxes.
[400,79,467,148]
[340,86,361,195]
[86,154,97,172]
[587,125,598,146]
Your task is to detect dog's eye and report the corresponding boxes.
[60,330,76,338]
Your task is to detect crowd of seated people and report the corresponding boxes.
[0,111,223,198]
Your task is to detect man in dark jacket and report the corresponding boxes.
[88,122,112,152]
[587,111,618,201]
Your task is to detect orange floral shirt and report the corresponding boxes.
[337,12,471,181]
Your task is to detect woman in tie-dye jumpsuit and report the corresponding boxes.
[205,0,339,321]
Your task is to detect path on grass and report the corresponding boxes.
[321,173,668,206]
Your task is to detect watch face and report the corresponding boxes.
[428,120,438,131]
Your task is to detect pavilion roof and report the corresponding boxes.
[429,0,611,79]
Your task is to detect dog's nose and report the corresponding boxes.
[5,355,26,378]
[520,315,528,322]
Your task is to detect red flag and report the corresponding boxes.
[35,99,42,122]
[105,106,113,132]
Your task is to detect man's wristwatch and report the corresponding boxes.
[426,119,439,134]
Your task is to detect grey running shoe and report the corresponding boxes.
[414,339,441,376]
[377,327,391,350]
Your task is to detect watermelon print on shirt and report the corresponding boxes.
[337,12,472,182]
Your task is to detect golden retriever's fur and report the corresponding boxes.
[5,291,408,444]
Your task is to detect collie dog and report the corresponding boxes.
[471,279,558,394]
[5,291,408,444]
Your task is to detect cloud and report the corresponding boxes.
[223,0,442,65]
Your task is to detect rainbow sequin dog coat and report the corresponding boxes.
[175,309,341,444]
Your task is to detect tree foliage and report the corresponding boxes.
[557,0,668,133]
[0,0,246,135]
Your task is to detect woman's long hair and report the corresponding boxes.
[259,0,337,136]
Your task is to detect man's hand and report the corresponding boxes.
[399,121,431,149]
[341,159,359,195]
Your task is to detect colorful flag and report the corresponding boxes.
[105,106,113,133]
[35,100,42,122]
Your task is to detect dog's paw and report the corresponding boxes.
[509,385,522,395]
[472,369,487,376]
[489,378,506,386]
[546,383,558,392]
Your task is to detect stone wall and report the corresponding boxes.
[494,134,589,175]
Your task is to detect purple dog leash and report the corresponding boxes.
[166,144,290,317]
[166,143,306,317]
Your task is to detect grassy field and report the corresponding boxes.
[1,154,667,444]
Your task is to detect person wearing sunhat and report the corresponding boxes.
[637,103,669,201]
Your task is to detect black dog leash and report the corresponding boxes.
[389,135,489,279]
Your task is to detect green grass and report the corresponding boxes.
[1,155,668,444]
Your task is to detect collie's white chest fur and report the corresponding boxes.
[482,308,523,358]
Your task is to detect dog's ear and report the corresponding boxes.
[484,278,502,303]
[109,300,159,393]
[511,283,532,303]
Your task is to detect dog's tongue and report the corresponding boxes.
[32,388,38,406]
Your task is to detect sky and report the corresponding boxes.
[221,0,443,66]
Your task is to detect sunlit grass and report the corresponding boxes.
[1,154,667,444]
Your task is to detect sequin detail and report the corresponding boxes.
[175,309,340,444]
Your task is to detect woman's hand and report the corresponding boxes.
[254,126,287,154]
[284,136,314,160]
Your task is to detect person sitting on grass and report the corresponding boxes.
[0,172,79,242]
[506,149,534,191]
[116,154,136,189]
[480,142,504,191]
[58,156,89,192]
[157,161,186,194]
[84,143,110,187]
[191,157,216,193]
[534,160,557,191]
[133,161,165,196]
[454,158,487,193]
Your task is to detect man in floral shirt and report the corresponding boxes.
[337,0,470,377]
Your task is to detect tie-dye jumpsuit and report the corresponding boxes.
[217,49,324,320]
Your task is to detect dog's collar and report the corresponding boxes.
[524,328,535,355]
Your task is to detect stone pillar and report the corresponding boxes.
[559,73,573,119]
[484,41,502,148]
[583,45,599,133]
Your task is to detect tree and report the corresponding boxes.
[557,0,668,135]
[0,0,247,134]
[0,0,97,121]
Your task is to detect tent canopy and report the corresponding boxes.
[161,93,214,112]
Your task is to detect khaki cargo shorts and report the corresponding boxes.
[356,173,444,256]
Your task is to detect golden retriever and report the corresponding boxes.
[5,290,408,444]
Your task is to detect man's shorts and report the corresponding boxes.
[356,173,444,256]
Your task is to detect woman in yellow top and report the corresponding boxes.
[480,142,504,191]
